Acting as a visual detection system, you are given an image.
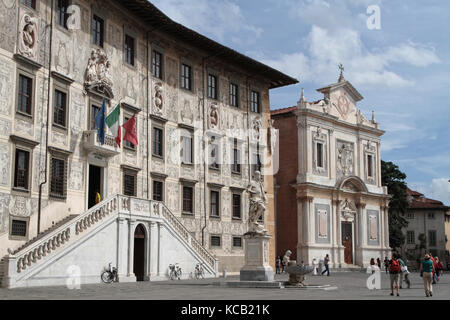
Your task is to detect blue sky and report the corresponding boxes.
[152,0,450,204]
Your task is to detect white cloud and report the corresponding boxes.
[412,178,450,206]
[151,0,262,44]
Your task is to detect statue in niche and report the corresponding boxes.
[246,171,268,236]
[208,104,219,129]
[19,14,38,58]
[252,119,261,141]
[154,82,163,115]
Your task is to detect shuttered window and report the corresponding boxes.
[92,15,104,47]
[210,191,219,217]
[152,50,163,79]
[123,170,137,197]
[152,127,163,157]
[53,89,67,127]
[210,235,221,247]
[182,186,193,213]
[153,180,163,201]
[11,220,27,237]
[50,157,67,198]
[232,194,241,219]
[18,75,33,115]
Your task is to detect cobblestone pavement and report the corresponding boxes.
[0,272,448,300]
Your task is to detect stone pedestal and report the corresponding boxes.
[240,233,274,281]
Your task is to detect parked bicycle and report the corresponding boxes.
[101,263,118,284]
[194,262,205,279]
[169,263,182,280]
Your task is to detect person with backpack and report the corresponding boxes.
[389,253,402,296]
[420,253,436,297]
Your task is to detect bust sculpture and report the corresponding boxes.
[246,171,268,235]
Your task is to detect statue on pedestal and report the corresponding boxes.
[246,171,268,236]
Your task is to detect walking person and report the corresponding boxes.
[377,257,381,269]
[321,254,330,276]
[389,253,402,296]
[397,255,406,289]
[275,256,281,274]
[370,258,376,274]
[420,253,436,297]
[384,257,389,274]
[430,254,437,284]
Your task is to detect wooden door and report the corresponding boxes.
[341,222,353,264]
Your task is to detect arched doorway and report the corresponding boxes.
[133,224,146,281]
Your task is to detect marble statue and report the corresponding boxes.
[282,250,291,267]
[246,171,268,235]
[154,82,163,115]
[285,260,314,287]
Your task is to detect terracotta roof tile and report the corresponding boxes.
[270,106,296,116]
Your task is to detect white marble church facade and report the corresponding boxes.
[275,71,391,268]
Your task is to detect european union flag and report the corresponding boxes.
[96,99,106,145]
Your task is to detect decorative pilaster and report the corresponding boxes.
[127,219,136,277]
[149,221,158,276]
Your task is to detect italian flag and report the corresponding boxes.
[105,103,121,147]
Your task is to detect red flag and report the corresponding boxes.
[122,114,138,146]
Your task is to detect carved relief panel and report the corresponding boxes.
[336,140,354,178]
[315,203,330,243]
[367,210,380,245]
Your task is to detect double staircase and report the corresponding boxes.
[1,194,219,288]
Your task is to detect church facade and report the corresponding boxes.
[273,71,390,268]
[0,0,296,287]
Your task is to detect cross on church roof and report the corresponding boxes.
[338,63,345,82]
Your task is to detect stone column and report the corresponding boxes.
[127,219,136,278]
[117,217,127,279]
[149,221,158,277]
[158,223,163,276]
[335,200,343,267]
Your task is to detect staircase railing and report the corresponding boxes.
[5,194,218,279]
[11,195,118,274]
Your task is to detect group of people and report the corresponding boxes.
[275,253,330,276]
[388,252,444,297]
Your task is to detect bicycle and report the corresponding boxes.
[194,262,205,279]
[169,263,182,280]
[101,263,118,284]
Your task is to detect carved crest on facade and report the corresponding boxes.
[337,140,354,177]
[18,12,39,59]
[84,49,114,98]
[333,93,351,120]
[340,199,355,221]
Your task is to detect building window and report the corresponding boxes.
[232,139,241,174]
[182,186,194,214]
[406,212,415,219]
[22,0,36,9]
[208,74,217,99]
[92,15,104,47]
[230,83,238,107]
[252,152,262,176]
[181,134,193,164]
[209,141,219,169]
[210,190,220,217]
[11,219,27,237]
[406,231,415,245]
[18,74,33,115]
[232,194,241,219]
[428,230,437,247]
[50,157,67,198]
[123,170,137,197]
[367,154,374,178]
[14,149,30,190]
[123,116,136,150]
[250,91,260,113]
[232,236,242,248]
[427,212,435,219]
[210,235,221,247]
[53,89,67,127]
[316,142,324,168]
[57,0,69,29]
[90,104,100,130]
[152,50,163,79]
[153,180,163,201]
[124,34,135,66]
[152,127,163,157]
[181,64,191,90]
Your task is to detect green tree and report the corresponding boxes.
[381,160,409,250]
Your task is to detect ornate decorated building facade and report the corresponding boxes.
[0,0,296,286]
[273,71,390,268]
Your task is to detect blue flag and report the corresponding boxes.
[96,99,106,145]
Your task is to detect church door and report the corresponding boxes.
[342,222,353,264]
[133,224,146,281]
